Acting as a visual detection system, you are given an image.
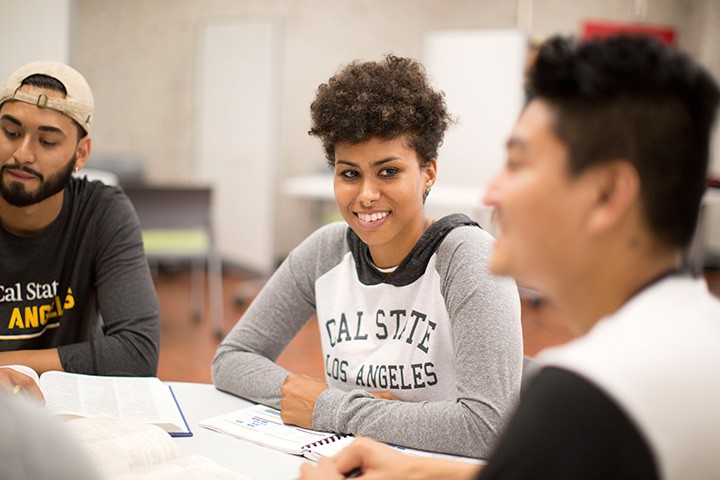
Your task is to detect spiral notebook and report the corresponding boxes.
[301,431,485,464]
[199,404,351,459]
[200,404,486,465]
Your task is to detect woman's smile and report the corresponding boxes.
[355,210,390,228]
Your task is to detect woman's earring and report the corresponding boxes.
[423,187,431,203]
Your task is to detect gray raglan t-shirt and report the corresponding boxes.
[213,214,522,458]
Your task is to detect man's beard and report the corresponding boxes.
[0,154,76,207]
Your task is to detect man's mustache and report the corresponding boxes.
[1,164,43,181]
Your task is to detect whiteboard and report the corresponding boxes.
[423,29,527,191]
[195,19,282,274]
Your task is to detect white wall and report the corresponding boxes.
[423,29,527,190]
[681,0,720,176]
[65,0,720,265]
[4,1,719,268]
[71,0,517,264]
[0,0,72,80]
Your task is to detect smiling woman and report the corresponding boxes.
[332,137,435,268]
[212,54,524,459]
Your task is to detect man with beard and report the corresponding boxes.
[0,61,159,397]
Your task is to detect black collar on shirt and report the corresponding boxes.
[346,213,480,287]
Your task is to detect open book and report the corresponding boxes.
[64,415,250,479]
[6,365,191,437]
[200,404,485,464]
[200,403,351,459]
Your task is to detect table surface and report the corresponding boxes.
[168,382,308,480]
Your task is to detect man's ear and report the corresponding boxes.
[586,160,640,236]
[73,136,92,171]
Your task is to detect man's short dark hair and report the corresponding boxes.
[20,73,88,140]
[529,35,720,249]
[309,54,452,168]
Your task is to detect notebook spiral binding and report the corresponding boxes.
[307,433,353,448]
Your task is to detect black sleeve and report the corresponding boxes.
[477,367,658,480]
[58,189,160,376]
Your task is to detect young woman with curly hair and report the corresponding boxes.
[212,55,523,458]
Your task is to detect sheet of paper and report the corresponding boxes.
[112,455,253,480]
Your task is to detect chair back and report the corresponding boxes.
[123,185,224,336]
[122,185,215,258]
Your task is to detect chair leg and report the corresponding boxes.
[191,258,205,323]
[208,251,224,339]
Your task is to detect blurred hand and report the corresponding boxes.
[298,437,420,480]
[298,437,482,480]
[280,373,328,428]
[0,367,45,404]
[297,455,345,480]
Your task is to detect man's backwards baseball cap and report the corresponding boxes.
[0,60,94,134]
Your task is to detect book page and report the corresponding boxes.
[63,416,179,477]
[112,455,253,480]
[39,372,188,433]
[199,404,341,455]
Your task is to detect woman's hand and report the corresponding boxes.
[369,391,398,400]
[280,373,328,428]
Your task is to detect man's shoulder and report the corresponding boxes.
[540,276,720,370]
[69,176,122,196]
[68,177,130,210]
[65,178,138,235]
[538,276,720,478]
[478,366,659,480]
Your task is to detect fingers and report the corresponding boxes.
[15,376,45,404]
[0,368,45,404]
[298,438,405,479]
[331,437,383,475]
[298,457,344,480]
